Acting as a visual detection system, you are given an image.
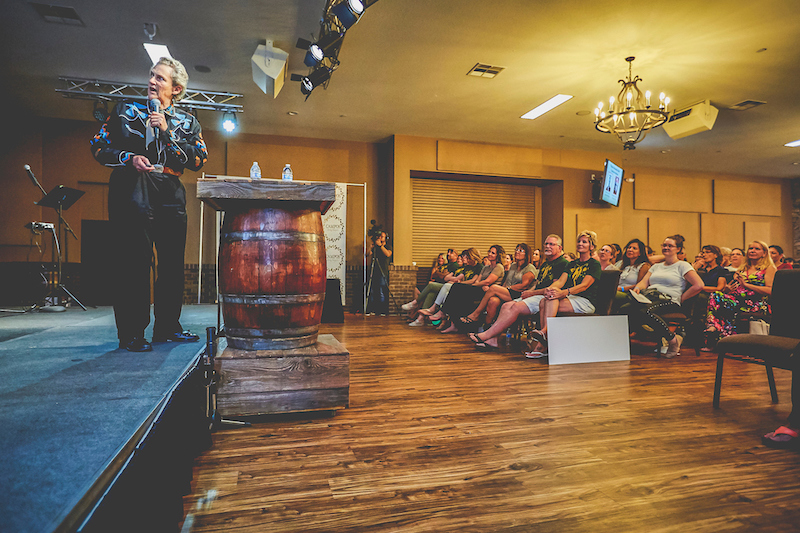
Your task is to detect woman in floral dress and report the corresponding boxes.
[705,240,776,340]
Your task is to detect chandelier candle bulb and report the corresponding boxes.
[626,91,632,109]
[645,90,651,107]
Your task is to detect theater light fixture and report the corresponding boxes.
[222,112,237,133]
[301,67,332,96]
[330,0,364,29]
[297,32,344,68]
[292,0,377,98]
[594,56,670,150]
[92,101,109,123]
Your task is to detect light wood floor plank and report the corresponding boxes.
[182,315,800,532]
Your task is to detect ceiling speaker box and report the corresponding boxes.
[252,40,288,98]
[663,99,719,140]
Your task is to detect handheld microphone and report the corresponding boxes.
[147,98,161,137]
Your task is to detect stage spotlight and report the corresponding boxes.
[222,112,237,133]
[92,101,109,123]
[298,33,343,67]
[330,0,364,29]
[301,67,332,96]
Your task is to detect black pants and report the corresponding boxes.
[623,300,685,341]
[442,284,483,319]
[108,170,187,342]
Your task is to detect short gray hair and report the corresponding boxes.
[544,234,563,247]
[155,57,188,101]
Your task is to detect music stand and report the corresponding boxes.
[36,185,86,310]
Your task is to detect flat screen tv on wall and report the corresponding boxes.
[600,159,624,207]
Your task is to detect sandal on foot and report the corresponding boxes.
[475,342,497,352]
[762,426,800,449]
[468,332,483,344]
[460,316,478,325]
[530,329,548,349]
[525,351,547,359]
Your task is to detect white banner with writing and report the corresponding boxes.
[322,183,347,304]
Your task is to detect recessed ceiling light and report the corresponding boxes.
[143,43,172,65]
[575,110,591,116]
[194,65,211,73]
[287,111,298,116]
[785,139,800,147]
[521,94,573,120]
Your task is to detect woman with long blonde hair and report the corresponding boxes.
[705,240,776,344]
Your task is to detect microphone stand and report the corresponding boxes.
[26,166,87,310]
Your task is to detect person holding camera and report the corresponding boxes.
[366,231,392,315]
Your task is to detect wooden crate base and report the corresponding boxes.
[215,334,349,416]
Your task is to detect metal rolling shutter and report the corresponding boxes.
[411,177,538,265]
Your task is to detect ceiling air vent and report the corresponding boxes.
[30,3,84,26]
[467,63,505,79]
[728,100,766,111]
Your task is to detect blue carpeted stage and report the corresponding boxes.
[0,305,217,533]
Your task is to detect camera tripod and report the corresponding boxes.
[365,253,398,315]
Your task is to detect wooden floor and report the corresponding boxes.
[182,315,800,532]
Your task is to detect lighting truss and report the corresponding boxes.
[293,0,380,97]
[56,77,244,113]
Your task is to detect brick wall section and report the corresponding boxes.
[345,265,364,313]
[346,264,425,315]
[184,264,218,304]
[387,265,417,315]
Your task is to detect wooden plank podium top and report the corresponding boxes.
[197,175,336,214]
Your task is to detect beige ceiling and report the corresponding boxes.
[3,0,800,178]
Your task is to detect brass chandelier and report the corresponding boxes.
[594,57,670,150]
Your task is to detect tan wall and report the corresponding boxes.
[391,135,792,265]
[0,119,385,267]
[1,121,790,268]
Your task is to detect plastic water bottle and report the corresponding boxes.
[282,164,293,181]
[250,162,261,179]
[505,328,512,345]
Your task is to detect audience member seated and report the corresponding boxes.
[417,248,482,325]
[459,243,537,329]
[719,246,732,269]
[726,247,745,273]
[469,232,595,357]
[770,244,793,270]
[693,245,728,292]
[531,248,542,271]
[437,245,506,333]
[598,244,619,270]
[612,238,652,312]
[622,234,704,358]
[402,248,459,317]
[612,243,623,268]
[705,240,776,346]
[686,244,728,345]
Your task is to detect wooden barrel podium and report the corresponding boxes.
[198,177,349,416]
[219,204,326,350]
